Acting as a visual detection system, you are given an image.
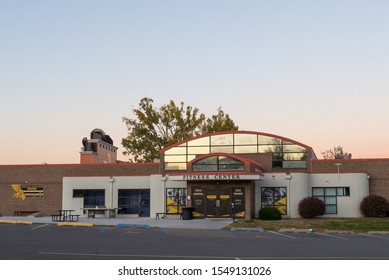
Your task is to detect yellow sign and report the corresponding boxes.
[11,184,26,200]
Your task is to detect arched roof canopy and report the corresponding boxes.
[161,131,315,171]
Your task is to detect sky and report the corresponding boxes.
[1,0,389,164]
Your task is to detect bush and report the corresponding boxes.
[360,195,389,217]
[298,197,325,219]
[258,207,281,220]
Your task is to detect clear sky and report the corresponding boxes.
[1,0,388,164]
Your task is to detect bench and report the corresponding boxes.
[155,212,183,220]
[14,210,39,216]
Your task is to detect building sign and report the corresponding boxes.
[169,174,263,181]
[11,184,44,200]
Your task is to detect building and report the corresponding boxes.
[1,129,388,219]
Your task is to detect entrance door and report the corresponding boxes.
[206,188,231,218]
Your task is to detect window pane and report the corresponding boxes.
[187,137,210,146]
[164,155,187,162]
[187,146,210,154]
[325,205,337,214]
[325,196,337,204]
[234,145,257,153]
[258,135,281,145]
[234,134,257,145]
[325,188,337,196]
[194,156,218,165]
[165,147,186,155]
[211,134,233,145]
[283,145,306,153]
[192,165,218,172]
[283,153,306,161]
[258,145,273,153]
[211,146,234,153]
[312,188,324,196]
[219,164,244,171]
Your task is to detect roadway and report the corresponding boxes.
[1,223,389,260]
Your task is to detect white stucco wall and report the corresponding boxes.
[256,172,369,218]
[255,173,310,218]
[310,173,369,217]
[63,176,163,217]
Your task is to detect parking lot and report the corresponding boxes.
[1,223,389,260]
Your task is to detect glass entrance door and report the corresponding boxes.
[206,188,231,218]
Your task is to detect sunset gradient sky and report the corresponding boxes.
[1,1,388,164]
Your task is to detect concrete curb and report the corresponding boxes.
[56,222,93,227]
[0,220,33,225]
[368,231,389,235]
[231,227,264,232]
[324,230,355,234]
[116,224,151,229]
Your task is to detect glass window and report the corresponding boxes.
[164,155,187,162]
[337,187,350,196]
[188,146,210,154]
[234,134,257,145]
[283,145,306,153]
[312,188,324,196]
[258,135,280,145]
[192,164,218,172]
[187,137,210,146]
[73,189,105,208]
[261,187,287,215]
[326,188,337,196]
[234,145,257,153]
[258,145,273,153]
[165,147,186,155]
[192,155,244,172]
[166,188,187,214]
[118,189,150,216]
[312,187,340,214]
[283,153,306,161]
[211,134,233,145]
[211,146,234,153]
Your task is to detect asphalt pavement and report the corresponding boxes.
[0,215,233,230]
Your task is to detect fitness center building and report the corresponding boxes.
[1,129,388,219]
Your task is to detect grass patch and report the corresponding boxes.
[227,218,389,233]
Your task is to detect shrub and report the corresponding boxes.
[360,195,389,217]
[298,197,325,219]
[258,207,281,220]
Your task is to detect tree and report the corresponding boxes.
[122,98,238,162]
[321,146,352,159]
[201,107,239,134]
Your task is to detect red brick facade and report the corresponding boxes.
[0,163,159,216]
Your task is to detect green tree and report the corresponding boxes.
[122,98,238,162]
[321,146,352,159]
[201,107,239,134]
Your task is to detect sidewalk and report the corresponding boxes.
[0,216,233,230]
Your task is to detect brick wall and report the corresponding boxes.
[0,163,159,216]
[312,159,389,201]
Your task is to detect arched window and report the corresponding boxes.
[192,156,245,172]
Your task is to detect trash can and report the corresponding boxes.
[182,207,194,220]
